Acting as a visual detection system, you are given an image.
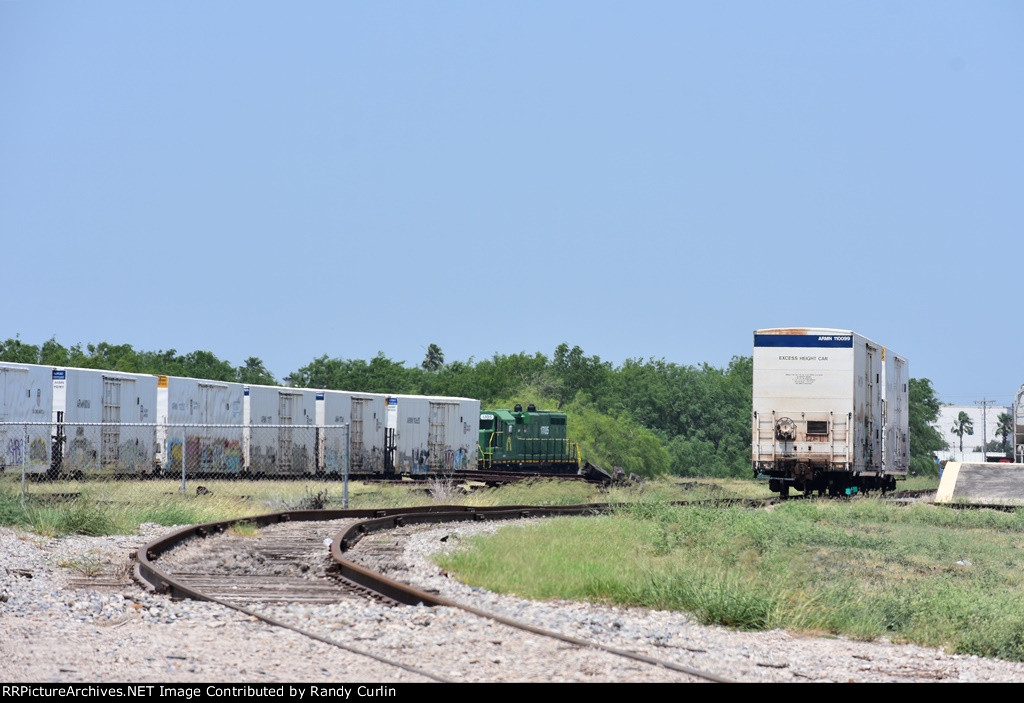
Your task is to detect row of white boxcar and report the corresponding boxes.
[0,361,479,476]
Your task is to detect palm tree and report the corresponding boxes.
[421,343,445,372]
[237,356,276,385]
[950,411,975,457]
[996,412,1014,455]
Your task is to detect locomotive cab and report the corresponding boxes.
[478,412,498,466]
[478,407,580,474]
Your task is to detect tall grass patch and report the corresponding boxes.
[436,499,1024,660]
[468,479,598,507]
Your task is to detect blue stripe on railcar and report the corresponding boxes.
[754,334,853,348]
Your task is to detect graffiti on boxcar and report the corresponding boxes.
[323,448,342,474]
[369,447,384,471]
[168,436,243,473]
[287,443,311,473]
[118,438,147,472]
[249,445,277,473]
[65,427,97,472]
[5,437,23,465]
[409,448,429,474]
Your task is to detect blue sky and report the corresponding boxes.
[2,2,1021,405]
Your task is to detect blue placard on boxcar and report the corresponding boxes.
[754,334,853,348]
[52,369,66,379]
[387,397,398,406]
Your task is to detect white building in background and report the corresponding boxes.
[932,404,1012,463]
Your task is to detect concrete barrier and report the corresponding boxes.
[936,462,1024,505]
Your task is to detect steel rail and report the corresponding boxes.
[329,506,735,683]
[133,508,498,683]
[136,502,744,683]
[161,590,452,683]
[135,504,626,682]
[139,494,981,682]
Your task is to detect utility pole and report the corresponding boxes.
[975,398,994,462]
[1016,385,1024,462]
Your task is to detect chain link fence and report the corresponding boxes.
[0,421,355,511]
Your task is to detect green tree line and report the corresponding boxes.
[0,337,276,386]
[0,337,947,478]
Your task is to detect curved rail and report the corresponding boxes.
[329,506,734,682]
[135,502,736,683]
[138,493,974,682]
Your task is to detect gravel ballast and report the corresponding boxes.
[3,521,1024,683]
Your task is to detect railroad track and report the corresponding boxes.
[136,505,732,683]
[766,487,938,504]
[154,519,393,605]
[354,470,598,485]
[134,490,999,683]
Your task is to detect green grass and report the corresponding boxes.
[228,520,261,537]
[0,476,441,536]
[466,478,600,506]
[900,475,941,491]
[8,472,1004,658]
[0,471,937,538]
[58,553,106,576]
[0,484,255,537]
[461,475,768,507]
[436,498,1024,661]
[0,472,773,537]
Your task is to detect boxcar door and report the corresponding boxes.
[428,402,457,471]
[350,398,367,469]
[893,357,908,469]
[278,392,296,472]
[101,377,122,467]
[197,383,218,469]
[0,367,13,422]
[0,368,18,466]
[864,346,880,470]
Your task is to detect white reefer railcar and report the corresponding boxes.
[384,394,479,474]
[315,389,385,473]
[157,375,244,475]
[0,362,54,473]
[243,384,318,475]
[57,367,158,475]
[752,328,908,496]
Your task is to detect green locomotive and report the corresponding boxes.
[477,403,581,474]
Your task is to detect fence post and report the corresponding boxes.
[180,427,187,495]
[343,423,350,509]
[20,425,27,508]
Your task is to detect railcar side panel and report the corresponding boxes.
[0,363,54,473]
[312,389,384,474]
[243,384,317,475]
[350,393,386,471]
[157,376,244,474]
[389,394,478,474]
[58,368,157,475]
